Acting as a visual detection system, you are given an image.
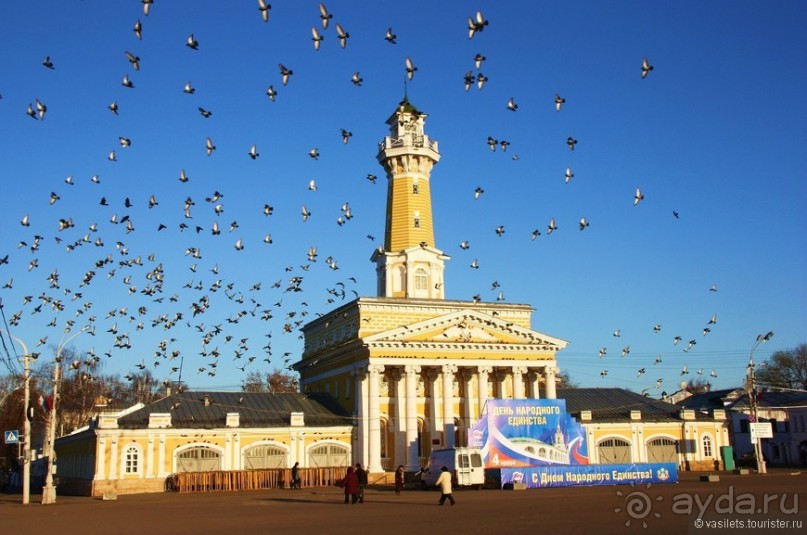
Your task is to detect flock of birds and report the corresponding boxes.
[0,2,720,396]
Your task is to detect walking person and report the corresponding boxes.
[355,463,368,503]
[342,466,360,504]
[435,466,456,506]
[291,461,301,489]
[394,465,405,495]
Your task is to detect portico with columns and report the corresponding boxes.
[294,98,568,474]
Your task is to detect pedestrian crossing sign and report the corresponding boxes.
[4,430,19,444]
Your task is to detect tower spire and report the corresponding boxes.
[371,99,449,299]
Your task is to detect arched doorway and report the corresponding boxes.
[646,438,679,463]
[243,444,288,469]
[309,443,350,468]
[597,438,631,464]
[176,446,222,472]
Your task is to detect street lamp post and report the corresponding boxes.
[41,327,87,505]
[747,331,774,475]
[3,331,32,505]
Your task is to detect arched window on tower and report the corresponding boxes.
[414,268,428,293]
[412,178,419,195]
[414,210,420,228]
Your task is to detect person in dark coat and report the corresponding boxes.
[394,465,405,495]
[343,466,360,504]
[291,462,301,489]
[355,463,368,503]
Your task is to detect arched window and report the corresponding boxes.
[702,435,713,457]
[123,444,140,474]
[414,210,420,228]
[309,443,350,468]
[414,268,428,291]
[244,444,288,469]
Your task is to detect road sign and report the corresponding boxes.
[3,430,19,444]
[750,422,773,439]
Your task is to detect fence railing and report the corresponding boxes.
[169,467,346,494]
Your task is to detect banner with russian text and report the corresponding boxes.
[468,399,589,467]
[496,463,678,488]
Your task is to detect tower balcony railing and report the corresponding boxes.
[379,136,439,152]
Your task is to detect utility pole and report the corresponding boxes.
[4,330,33,505]
[22,349,31,504]
[747,331,773,475]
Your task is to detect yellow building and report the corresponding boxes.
[295,99,569,473]
[55,392,352,496]
[295,98,729,475]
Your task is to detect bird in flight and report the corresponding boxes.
[547,218,557,234]
[335,23,349,48]
[318,3,332,29]
[633,187,644,206]
[467,10,489,39]
[258,0,271,23]
[186,34,199,50]
[266,85,277,102]
[311,27,323,50]
[279,64,293,85]
[507,97,518,111]
[554,94,565,111]
[385,28,397,44]
[405,57,417,81]
[642,57,654,79]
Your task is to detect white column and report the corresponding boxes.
[477,366,492,417]
[392,368,407,468]
[96,438,106,480]
[462,369,474,444]
[109,439,118,479]
[158,435,166,477]
[545,366,557,399]
[426,368,440,441]
[405,365,421,470]
[367,364,385,473]
[529,369,541,399]
[512,366,527,399]
[442,364,458,448]
[495,369,507,398]
[147,437,154,478]
[354,367,368,466]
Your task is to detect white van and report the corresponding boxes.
[420,447,485,490]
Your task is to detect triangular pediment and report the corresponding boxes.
[363,309,568,350]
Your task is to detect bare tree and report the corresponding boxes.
[757,344,807,390]
[241,369,299,393]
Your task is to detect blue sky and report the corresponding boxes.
[0,1,804,395]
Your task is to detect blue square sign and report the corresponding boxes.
[4,430,19,444]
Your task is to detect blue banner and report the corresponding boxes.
[468,399,589,467]
[497,463,678,488]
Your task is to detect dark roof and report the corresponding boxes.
[727,390,807,410]
[117,391,351,429]
[558,388,697,422]
[675,388,741,411]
